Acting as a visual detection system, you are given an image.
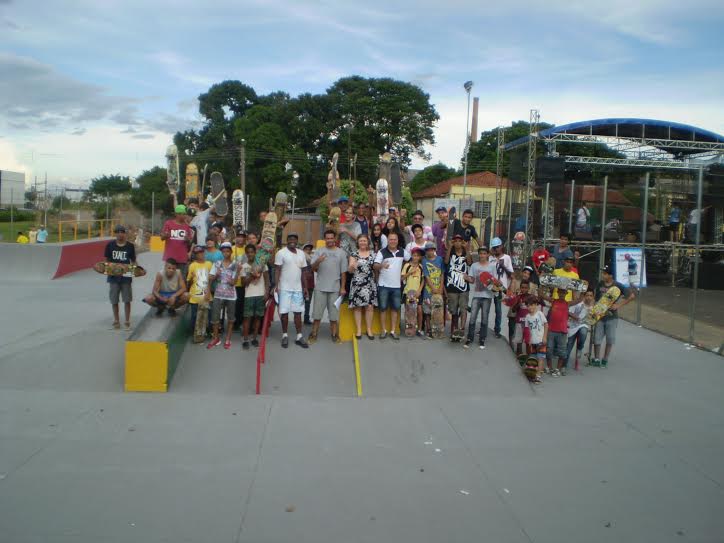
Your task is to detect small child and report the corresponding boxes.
[204,235,223,264]
[241,244,269,349]
[186,245,213,335]
[143,258,189,316]
[523,297,548,383]
[207,242,241,349]
[402,247,425,337]
[566,289,594,370]
[421,244,445,338]
[504,281,531,355]
[541,288,573,376]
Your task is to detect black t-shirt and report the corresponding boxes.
[446,252,469,293]
[453,221,477,242]
[104,241,136,283]
[595,280,628,320]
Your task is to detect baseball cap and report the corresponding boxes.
[113,224,127,233]
[491,237,503,248]
[338,196,349,203]
[174,204,187,214]
[235,228,247,237]
[564,255,575,261]
[424,241,436,251]
[220,242,233,250]
[601,264,613,274]
[452,234,464,240]
[286,232,299,240]
[435,205,447,213]
[477,245,489,253]
[411,247,424,255]
[192,245,205,253]
[211,221,225,230]
[302,243,314,250]
[523,265,535,274]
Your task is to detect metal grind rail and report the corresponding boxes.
[255,298,276,395]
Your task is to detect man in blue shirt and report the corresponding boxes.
[668,204,681,242]
[550,233,574,268]
[36,225,48,243]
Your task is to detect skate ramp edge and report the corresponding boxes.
[125,306,191,392]
[0,238,112,280]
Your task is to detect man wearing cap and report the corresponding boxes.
[308,229,347,344]
[274,233,309,348]
[337,196,350,223]
[405,210,434,243]
[592,265,635,367]
[161,204,194,277]
[489,237,514,339]
[104,225,137,330]
[431,205,449,257]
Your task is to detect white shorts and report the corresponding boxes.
[278,290,304,315]
[512,323,524,343]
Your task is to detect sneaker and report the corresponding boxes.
[494,332,502,339]
[479,341,486,349]
[307,333,317,345]
[224,340,231,350]
[124,322,131,331]
[416,330,425,338]
[600,359,608,368]
[560,367,567,376]
[207,338,220,349]
[168,308,177,317]
[390,332,400,341]
[379,331,388,340]
[534,376,542,384]
[112,321,121,329]
[295,337,309,348]
[281,336,289,348]
[543,367,550,374]
[242,340,250,350]
[551,369,560,377]
[590,358,601,367]
[303,319,312,325]
[426,332,432,340]
[464,339,472,349]
[155,307,165,316]
[251,338,259,347]
[332,335,341,344]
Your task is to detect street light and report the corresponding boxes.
[462,81,474,199]
[291,170,300,222]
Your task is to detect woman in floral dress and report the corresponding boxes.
[348,234,378,339]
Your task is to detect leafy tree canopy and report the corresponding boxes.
[409,163,459,194]
[89,174,131,196]
[130,166,173,215]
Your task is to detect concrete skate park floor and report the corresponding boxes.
[1,253,723,542]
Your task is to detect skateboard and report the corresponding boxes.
[93,262,146,277]
[404,289,418,337]
[446,207,457,252]
[378,152,392,181]
[338,221,361,256]
[587,285,621,325]
[539,274,588,292]
[375,178,388,223]
[511,231,525,269]
[390,161,401,208]
[451,328,465,342]
[327,153,340,204]
[232,189,245,229]
[539,256,556,275]
[255,211,278,269]
[523,355,539,381]
[327,206,341,233]
[274,192,288,223]
[210,171,227,216]
[185,163,199,200]
[193,300,209,343]
[430,293,445,339]
[479,271,504,293]
[165,144,180,200]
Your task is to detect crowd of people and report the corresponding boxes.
[102,197,635,383]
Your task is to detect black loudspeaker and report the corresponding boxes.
[508,148,527,183]
[535,157,565,184]
[697,262,724,290]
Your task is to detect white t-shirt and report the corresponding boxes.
[524,311,547,344]
[490,253,514,290]
[274,247,306,292]
[405,239,427,254]
[568,302,590,336]
[576,207,589,226]
[242,263,268,298]
[469,261,496,299]
[405,224,434,243]
[374,246,410,288]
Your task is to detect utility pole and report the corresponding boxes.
[240,139,247,229]
[43,172,48,227]
[462,81,474,198]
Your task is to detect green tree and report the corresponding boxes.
[130,166,173,216]
[409,163,458,194]
[88,174,131,197]
[52,195,71,210]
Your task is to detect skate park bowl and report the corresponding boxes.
[0,238,112,280]
[125,306,191,392]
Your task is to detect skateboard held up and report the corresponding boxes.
[274,192,288,223]
[327,153,340,204]
[185,163,199,200]
[587,285,621,325]
[165,145,180,201]
[390,161,401,209]
[93,262,146,277]
[539,274,588,292]
[375,178,389,224]
[209,172,227,216]
[232,189,245,229]
[255,211,278,269]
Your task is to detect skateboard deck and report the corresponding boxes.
[390,161,401,208]
[327,153,340,204]
[587,285,621,325]
[446,207,457,251]
[200,164,208,200]
[185,163,199,200]
[479,271,504,292]
[378,152,392,182]
[165,144,180,198]
[430,293,445,339]
[523,355,539,381]
[338,221,361,256]
[232,189,245,228]
[539,256,556,275]
[375,178,388,223]
[210,171,227,216]
[511,231,525,269]
[404,290,418,337]
[93,262,146,277]
[274,191,288,223]
[327,206,341,233]
[255,211,278,268]
[539,274,588,292]
[193,300,209,343]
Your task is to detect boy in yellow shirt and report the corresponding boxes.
[401,247,424,337]
[16,231,29,244]
[186,246,213,334]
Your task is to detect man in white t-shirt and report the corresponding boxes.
[274,233,309,348]
[576,202,590,231]
[489,237,514,339]
[405,223,427,254]
[373,232,410,339]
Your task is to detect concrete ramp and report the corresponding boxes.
[359,334,533,398]
[0,238,112,280]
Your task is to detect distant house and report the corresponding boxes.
[411,171,522,235]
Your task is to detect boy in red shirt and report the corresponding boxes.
[503,280,531,355]
[161,205,194,276]
[542,288,573,376]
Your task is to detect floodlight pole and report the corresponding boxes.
[688,166,704,343]
[462,81,473,198]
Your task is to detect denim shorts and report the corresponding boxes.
[378,286,401,311]
[547,331,568,359]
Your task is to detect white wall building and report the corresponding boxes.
[0,170,25,207]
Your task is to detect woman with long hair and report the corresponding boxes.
[370,222,387,254]
[383,217,406,245]
[347,234,378,339]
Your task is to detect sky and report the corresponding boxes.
[1,0,723,187]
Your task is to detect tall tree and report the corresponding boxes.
[130,166,172,215]
[88,174,131,196]
[409,163,459,194]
